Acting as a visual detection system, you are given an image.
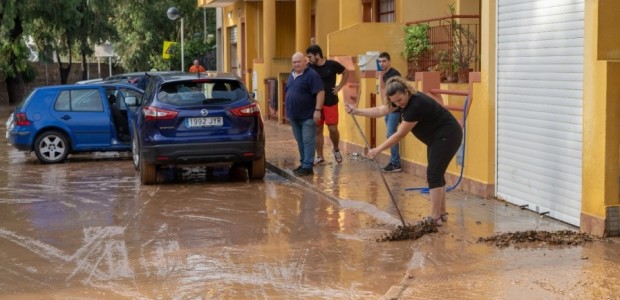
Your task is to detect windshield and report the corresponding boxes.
[157,80,246,106]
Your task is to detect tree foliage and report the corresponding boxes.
[1,0,216,105]
[111,0,216,71]
[0,0,34,104]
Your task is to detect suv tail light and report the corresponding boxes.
[143,106,179,121]
[230,103,261,117]
[15,113,31,126]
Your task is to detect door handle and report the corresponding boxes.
[60,115,71,120]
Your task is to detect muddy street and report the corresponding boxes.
[2,112,620,299]
[0,144,414,299]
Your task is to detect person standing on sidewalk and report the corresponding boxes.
[345,76,462,226]
[378,52,403,173]
[306,45,350,165]
[189,59,206,73]
[285,52,325,176]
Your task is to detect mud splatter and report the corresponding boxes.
[377,220,439,242]
[477,230,603,248]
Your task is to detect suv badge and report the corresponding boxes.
[200,109,209,116]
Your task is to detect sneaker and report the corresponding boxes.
[382,163,402,173]
[293,165,303,173]
[332,149,343,163]
[314,157,325,165]
[294,167,314,176]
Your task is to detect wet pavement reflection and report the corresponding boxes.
[0,145,412,299]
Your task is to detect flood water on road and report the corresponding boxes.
[0,144,413,299]
[3,107,620,299]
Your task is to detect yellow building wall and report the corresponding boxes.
[253,61,267,115]
[401,0,454,23]
[315,0,341,49]
[582,0,620,220]
[244,3,260,70]
[275,2,296,58]
[456,0,481,15]
[339,0,361,29]
[597,0,620,60]
[467,0,496,186]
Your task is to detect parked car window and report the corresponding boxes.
[157,80,246,106]
[55,89,104,112]
[120,88,143,106]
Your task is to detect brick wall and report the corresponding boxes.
[0,61,125,104]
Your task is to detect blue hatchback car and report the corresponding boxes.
[7,83,143,163]
[131,72,265,184]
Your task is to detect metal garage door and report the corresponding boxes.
[496,0,584,226]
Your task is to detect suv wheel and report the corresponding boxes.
[247,155,266,180]
[140,156,157,184]
[34,131,69,163]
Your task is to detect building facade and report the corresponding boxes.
[199,0,619,237]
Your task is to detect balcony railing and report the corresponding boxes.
[405,15,480,82]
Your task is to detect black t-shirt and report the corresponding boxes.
[382,67,401,84]
[310,60,346,106]
[399,92,462,145]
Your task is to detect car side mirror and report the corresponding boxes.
[124,96,138,106]
[249,91,256,99]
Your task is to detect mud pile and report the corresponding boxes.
[377,221,439,242]
[478,230,601,248]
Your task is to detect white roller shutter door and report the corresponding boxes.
[496,0,584,226]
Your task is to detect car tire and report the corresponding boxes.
[132,131,140,170]
[247,155,266,180]
[140,156,157,184]
[34,131,70,164]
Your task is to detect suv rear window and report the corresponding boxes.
[157,80,246,106]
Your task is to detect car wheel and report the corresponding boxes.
[140,156,157,184]
[247,155,266,180]
[132,131,140,170]
[34,131,69,164]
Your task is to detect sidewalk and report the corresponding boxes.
[262,120,620,299]
[264,120,574,231]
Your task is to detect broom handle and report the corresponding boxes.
[350,112,407,227]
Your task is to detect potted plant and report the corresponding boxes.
[402,23,432,78]
[446,3,476,83]
[436,50,458,82]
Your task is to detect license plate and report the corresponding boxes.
[185,117,223,128]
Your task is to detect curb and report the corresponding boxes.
[265,161,343,205]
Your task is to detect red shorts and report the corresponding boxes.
[317,104,339,126]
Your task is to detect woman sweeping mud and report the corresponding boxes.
[345,76,462,226]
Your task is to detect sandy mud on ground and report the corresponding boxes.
[478,230,606,248]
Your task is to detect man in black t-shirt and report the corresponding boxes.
[306,45,350,165]
[378,52,403,173]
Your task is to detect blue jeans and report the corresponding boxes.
[385,111,401,166]
[290,118,316,169]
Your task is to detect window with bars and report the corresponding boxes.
[363,0,395,23]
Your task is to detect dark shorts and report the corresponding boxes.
[426,128,463,189]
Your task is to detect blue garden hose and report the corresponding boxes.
[405,96,468,194]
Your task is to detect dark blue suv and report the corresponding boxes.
[131,72,265,184]
[7,83,143,163]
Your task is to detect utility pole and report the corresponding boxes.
[203,8,207,43]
